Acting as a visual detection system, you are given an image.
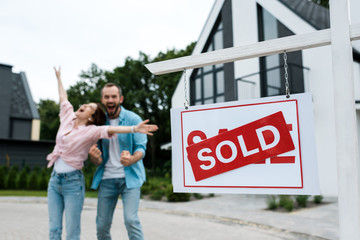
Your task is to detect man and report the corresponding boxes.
[89,83,147,240]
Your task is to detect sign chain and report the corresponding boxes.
[183,69,189,109]
[284,51,290,98]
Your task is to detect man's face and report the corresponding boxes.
[101,86,123,118]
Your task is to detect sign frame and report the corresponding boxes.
[171,93,320,195]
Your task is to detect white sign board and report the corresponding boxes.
[170,93,320,195]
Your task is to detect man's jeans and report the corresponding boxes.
[48,170,85,240]
[96,178,143,240]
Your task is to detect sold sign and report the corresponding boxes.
[186,111,295,181]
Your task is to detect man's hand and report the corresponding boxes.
[89,144,103,165]
[120,150,133,167]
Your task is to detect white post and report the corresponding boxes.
[330,0,360,239]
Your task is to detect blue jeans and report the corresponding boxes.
[96,178,143,240]
[48,170,85,240]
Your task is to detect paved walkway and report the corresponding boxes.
[0,194,338,240]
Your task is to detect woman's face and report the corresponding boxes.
[75,103,97,120]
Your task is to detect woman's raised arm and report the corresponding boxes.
[108,119,158,136]
[54,66,68,103]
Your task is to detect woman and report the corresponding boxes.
[47,67,158,240]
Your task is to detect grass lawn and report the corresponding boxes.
[0,190,98,198]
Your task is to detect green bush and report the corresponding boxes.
[193,193,203,200]
[28,172,39,190]
[150,189,164,200]
[278,195,294,212]
[141,184,151,195]
[6,166,19,189]
[279,195,292,208]
[17,169,28,190]
[295,195,309,208]
[38,170,49,190]
[32,166,41,174]
[165,185,191,202]
[0,167,6,189]
[84,174,93,191]
[0,165,8,174]
[267,195,278,210]
[313,195,323,204]
[284,201,294,212]
[23,165,31,174]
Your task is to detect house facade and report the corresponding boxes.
[171,0,360,196]
[0,63,54,168]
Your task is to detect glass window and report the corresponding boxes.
[195,78,201,100]
[190,16,225,106]
[195,100,202,106]
[216,96,225,103]
[216,71,224,94]
[258,6,304,97]
[204,98,214,104]
[205,43,213,52]
[263,9,277,40]
[214,31,223,50]
[204,74,213,98]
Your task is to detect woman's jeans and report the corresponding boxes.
[48,170,85,240]
[96,178,143,240]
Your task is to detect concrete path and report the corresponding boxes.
[0,194,338,240]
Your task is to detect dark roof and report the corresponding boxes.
[279,0,330,30]
[278,0,360,62]
[10,72,40,119]
[0,63,13,68]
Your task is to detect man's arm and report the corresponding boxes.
[120,150,143,167]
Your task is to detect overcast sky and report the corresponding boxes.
[0,0,215,103]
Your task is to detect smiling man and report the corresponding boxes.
[89,82,147,240]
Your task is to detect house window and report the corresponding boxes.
[258,6,305,97]
[191,18,225,106]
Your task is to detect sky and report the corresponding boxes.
[0,0,215,103]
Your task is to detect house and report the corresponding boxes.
[0,63,54,168]
[171,0,360,196]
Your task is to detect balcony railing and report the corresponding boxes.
[235,63,310,100]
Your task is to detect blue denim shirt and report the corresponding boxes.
[91,106,147,189]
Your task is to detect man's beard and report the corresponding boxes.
[106,103,120,117]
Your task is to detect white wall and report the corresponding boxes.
[303,46,338,196]
[232,0,260,98]
[171,0,225,109]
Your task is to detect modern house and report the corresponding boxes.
[171,0,360,196]
[0,63,54,168]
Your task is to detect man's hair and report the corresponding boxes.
[101,83,122,97]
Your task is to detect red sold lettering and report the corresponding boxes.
[186,111,295,181]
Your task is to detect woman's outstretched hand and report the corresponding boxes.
[53,66,68,103]
[54,66,61,80]
[135,120,158,135]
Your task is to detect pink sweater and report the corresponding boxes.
[47,100,112,170]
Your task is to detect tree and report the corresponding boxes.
[67,63,107,109]
[37,100,59,140]
[105,43,196,171]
